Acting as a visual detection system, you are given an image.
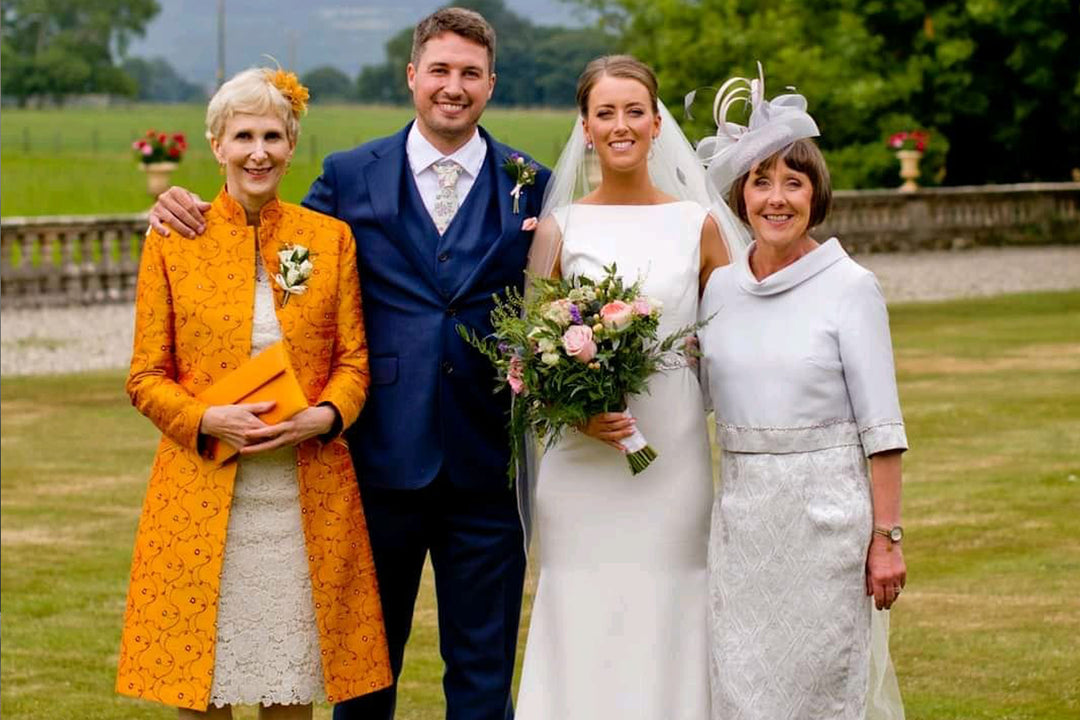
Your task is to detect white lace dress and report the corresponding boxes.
[698,238,907,720]
[208,256,324,708]
[516,202,713,720]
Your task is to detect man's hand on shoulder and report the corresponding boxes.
[149,187,212,238]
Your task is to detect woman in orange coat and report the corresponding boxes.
[117,67,391,719]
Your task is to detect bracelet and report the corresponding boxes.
[873,525,904,544]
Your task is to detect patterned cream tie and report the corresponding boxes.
[432,159,464,235]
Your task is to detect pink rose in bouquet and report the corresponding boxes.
[562,325,597,363]
[600,300,634,330]
[507,355,526,395]
[459,263,712,478]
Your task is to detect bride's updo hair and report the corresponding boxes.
[576,55,659,116]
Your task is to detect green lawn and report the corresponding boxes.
[0,104,577,217]
[2,291,1078,719]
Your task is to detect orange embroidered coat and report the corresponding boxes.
[116,190,392,710]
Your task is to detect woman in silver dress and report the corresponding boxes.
[697,69,907,719]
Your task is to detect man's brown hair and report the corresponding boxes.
[411,7,497,73]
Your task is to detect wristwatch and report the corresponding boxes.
[874,525,904,543]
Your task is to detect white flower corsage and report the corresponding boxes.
[275,244,313,307]
[503,153,540,214]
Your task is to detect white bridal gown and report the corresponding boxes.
[699,238,907,720]
[516,202,713,720]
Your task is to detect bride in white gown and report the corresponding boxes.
[514,55,745,720]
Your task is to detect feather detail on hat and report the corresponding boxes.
[689,62,820,194]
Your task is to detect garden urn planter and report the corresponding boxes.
[140,161,179,197]
[896,150,923,192]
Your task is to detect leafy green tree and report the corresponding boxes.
[301,65,355,103]
[1,0,160,106]
[533,28,615,106]
[356,22,414,104]
[569,0,1079,186]
[354,0,615,107]
[861,0,1080,185]
[357,63,407,104]
[122,56,204,102]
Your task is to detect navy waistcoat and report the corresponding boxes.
[302,124,550,491]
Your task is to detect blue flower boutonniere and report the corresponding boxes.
[503,153,539,214]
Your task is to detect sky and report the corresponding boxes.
[126,0,588,89]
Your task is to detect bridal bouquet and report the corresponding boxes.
[459,264,704,477]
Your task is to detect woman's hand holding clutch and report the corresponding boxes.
[237,405,338,455]
[200,401,277,451]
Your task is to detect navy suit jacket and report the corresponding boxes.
[303,123,550,491]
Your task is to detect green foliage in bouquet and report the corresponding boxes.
[458,264,708,478]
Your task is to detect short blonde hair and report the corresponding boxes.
[206,68,301,144]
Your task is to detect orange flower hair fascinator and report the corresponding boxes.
[269,68,309,116]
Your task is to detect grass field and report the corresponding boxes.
[0,104,577,217]
[2,291,1079,719]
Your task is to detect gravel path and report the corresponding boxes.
[2,246,1077,377]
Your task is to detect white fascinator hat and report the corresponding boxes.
[690,62,821,195]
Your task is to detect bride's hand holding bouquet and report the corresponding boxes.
[459,263,705,477]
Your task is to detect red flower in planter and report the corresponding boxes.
[133,129,188,165]
[888,130,929,152]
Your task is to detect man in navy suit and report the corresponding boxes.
[149,8,550,719]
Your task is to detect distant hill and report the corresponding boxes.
[126,0,588,90]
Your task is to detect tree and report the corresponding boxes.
[122,57,204,102]
[301,65,354,103]
[1,0,160,106]
[357,63,407,104]
[567,0,1080,187]
[862,1,1080,184]
[533,28,616,106]
[356,21,414,104]
[354,0,615,107]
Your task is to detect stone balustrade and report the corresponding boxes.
[819,182,1080,253]
[1,213,148,308]
[2,183,1078,308]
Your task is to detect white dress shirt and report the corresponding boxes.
[406,123,488,222]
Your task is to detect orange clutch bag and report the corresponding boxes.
[197,341,309,464]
